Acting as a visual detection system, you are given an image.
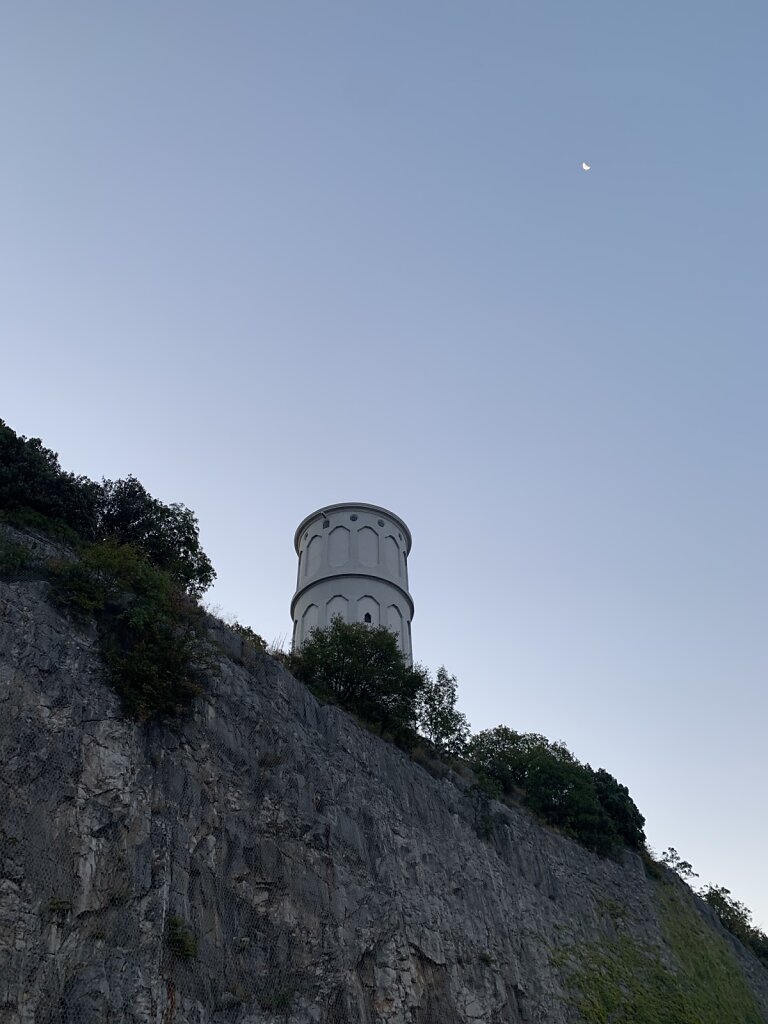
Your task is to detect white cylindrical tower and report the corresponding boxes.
[291,503,414,661]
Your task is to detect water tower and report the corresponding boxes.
[291,503,414,661]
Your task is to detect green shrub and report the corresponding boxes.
[0,420,215,597]
[747,929,768,967]
[0,419,217,721]
[415,665,470,757]
[0,535,34,578]
[230,621,268,651]
[0,420,101,538]
[288,616,426,740]
[0,507,83,546]
[96,476,215,596]
[590,767,647,850]
[466,727,645,856]
[700,885,768,969]
[50,540,212,720]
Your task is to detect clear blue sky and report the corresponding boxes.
[2,2,766,928]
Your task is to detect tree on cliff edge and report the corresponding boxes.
[288,616,426,740]
[0,420,215,597]
[96,476,215,597]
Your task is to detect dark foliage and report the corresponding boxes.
[524,755,620,856]
[660,847,699,880]
[415,665,470,757]
[0,420,215,597]
[0,419,101,538]
[700,885,768,969]
[748,930,768,968]
[287,616,426,741]
[96,476,215,597]
[229,621,268,651]
[590,767,647,850]
[466,726,645,857]
[50,540,212,720]
[0,535,33,577]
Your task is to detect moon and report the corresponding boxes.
[582,162,591,171]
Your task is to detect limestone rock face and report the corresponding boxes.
[1,538,767,1022]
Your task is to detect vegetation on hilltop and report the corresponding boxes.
[415,665,470,757]
[49,541,212,719]
[662,849,768,970]
[467,726,646,856]
[0,419,101,539]
[290,618,767,966]
[0,419,214,595]
[0,419,214,718]
[288,617,645,858]
[2,417,766,973]
[286,615,426,744]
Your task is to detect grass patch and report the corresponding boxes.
[0,534,34,578]
[564,881,764,1023]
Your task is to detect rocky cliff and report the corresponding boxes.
[1,525,767,1023]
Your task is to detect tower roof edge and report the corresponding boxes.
[294,503,412,554]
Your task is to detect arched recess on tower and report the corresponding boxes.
[305,535,322,577]
[328,526,350,566]
[385,535,400,577]
[326,594,349,623]
[387,604,404,648]
[357,595,380,626]
[357,527,379,567]
[301,603,319,642]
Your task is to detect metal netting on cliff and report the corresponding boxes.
[0,723,494,1024]
[0,548,521,1024]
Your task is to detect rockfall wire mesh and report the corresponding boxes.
[0,711,473,1024]
[6,526,768,1022]
[1,526,505,1023]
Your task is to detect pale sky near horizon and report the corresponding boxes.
[2,3,766,930]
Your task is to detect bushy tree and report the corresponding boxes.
[288,616,426,739]
[416,666,470,756]
[1,419,219,718]
[0,421,216,597]
[50,541,212,719]
[229,621,268,651]
[700,886,754,942]
[467,727,577,792]
[524,754,619,856]
[699,885,768,968]
[0,419,101,537]
[465,727,645,856]
[96,476,215,596]
[590,767,646,850]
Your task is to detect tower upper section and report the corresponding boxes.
[291,502,414,660]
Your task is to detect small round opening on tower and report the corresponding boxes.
[363,613,372,624]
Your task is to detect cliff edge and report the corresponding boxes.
[1,525,767,1023]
